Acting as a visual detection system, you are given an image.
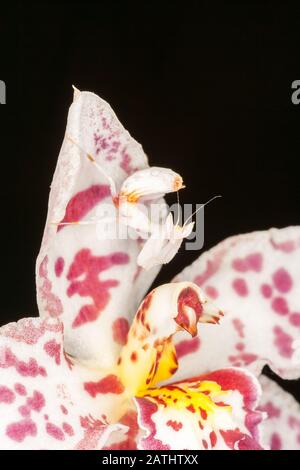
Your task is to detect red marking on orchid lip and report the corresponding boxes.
[260,283,273,298]
[175,287,202,335]
[112,317,129,346]
[57,184,110,231]
[0,348,47,377]
[270,238,295,253]
[220,428,245,449]
[84,374,125,397]
[204,285,219,299]
[258,401,281,419]
[270,432,282,450]
[235,342,245,351]
[67,249,129,328]
[135,398,171,450]
[202,439,208,449]
[6,419,37,442]
[46,422,65,441]
[238,435,263,450]
[232,278,248,297]
[215,401,227,407]
[210,431,217,448]
[14,383,27,396]
[0,386,15,404]
[39,256,63,317]
[62,422,74,436]
[175,337,200,359]
[44,339,61,365]
[193,250,225,286]
[166,420,183,432]
[289,312,300,326]
[232,253,263,273]
[271,297,289,315]
[232,318,245,338]
[54,257,64,277]
[27,391,45,412]
[130,352,138,362]
[186,404,196,413]
[195,369,258,409]
[273,326,293,358]
[272,268,293,293]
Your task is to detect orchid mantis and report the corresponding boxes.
[54,136,220,270]
[137,195,222,270]
[53,135,197,269]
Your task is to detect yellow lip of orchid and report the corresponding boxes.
[116,282,223,397]
[107,281,247,450]
[135,379,232,423]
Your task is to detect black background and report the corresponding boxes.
[1,1,300,400]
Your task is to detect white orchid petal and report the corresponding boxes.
[0,317,127,449]
[173,227,300,380]
[259,376,300,450]
[36,91,161,367]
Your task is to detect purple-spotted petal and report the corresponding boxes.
[135,368,264,450]
[36,90,161,367]
[173,227,300,380]
[0,317,127,449]
[259,376,300,450]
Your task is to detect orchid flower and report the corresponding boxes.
[1,90,299,450]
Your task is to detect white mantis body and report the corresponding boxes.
[53,136,220,270]
[137,212,195,270]
[65,135,184,234]
[137,195,221,270]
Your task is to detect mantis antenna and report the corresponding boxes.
[183,195,222,227]
[175,190,181,226]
